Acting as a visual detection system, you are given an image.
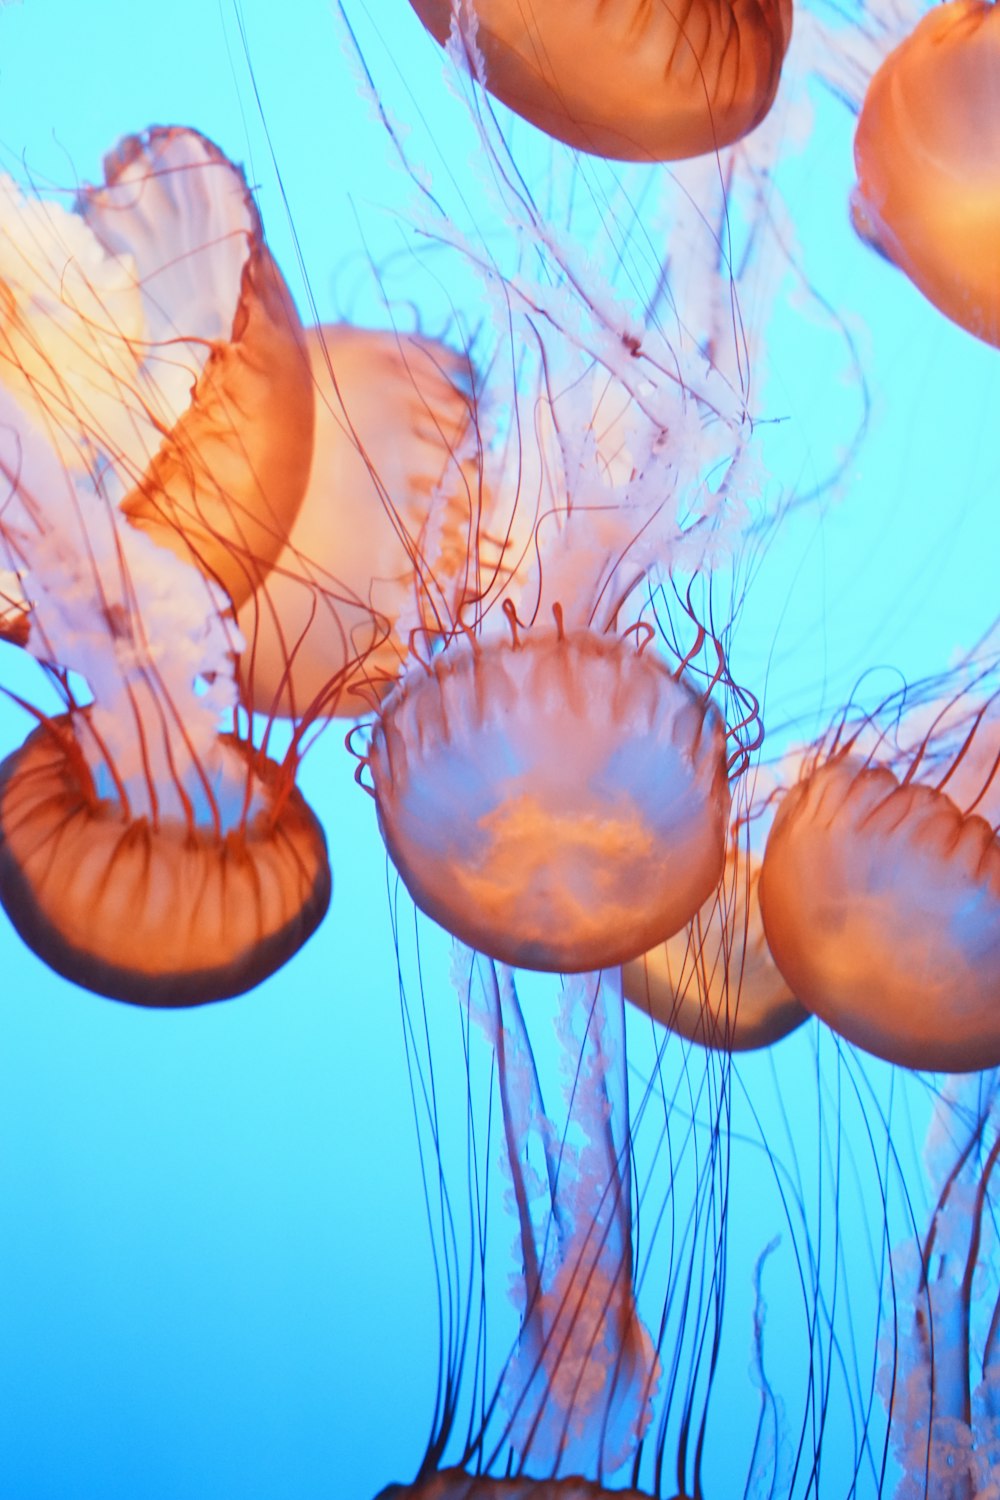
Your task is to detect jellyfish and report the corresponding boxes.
[623,837,807,1051]
[879,1072,1000,1498]
[369,626,731,972]
[758,690,1000,1072]
[0,128,331,1006]
[849,0,1000,347]
[406,0,793,162]
[77,127,315,605]
[237,322,497,721]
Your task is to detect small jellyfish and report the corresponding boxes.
[237,322,492,721]
[623,839,807,1051]
[851,0,1000,347]
[407,0,793,161]
[757,708,1000,1071]
[0,129,331,1007]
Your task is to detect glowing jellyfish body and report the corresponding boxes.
[237,323,485,721]
[758,755,1000,1071]
[0,719,330,1008]
[851,0,1000,347]
[623,845,806,1051]
[408,0,793,161]
[369,629,730,971]
[0,130,331,1006]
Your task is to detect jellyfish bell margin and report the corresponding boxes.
[407,0,793,162]
[366,622,731,972]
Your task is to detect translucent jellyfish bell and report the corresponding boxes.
[758,749,1000,1072]
[0,130,331,1007]
[237,323,492,721]
[851,0,1000,347]
[369,623,730,971]
[623,841,807,1051]
[408,0,793,161]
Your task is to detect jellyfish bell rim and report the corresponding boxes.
[374,1469,652,1498]
[0,716,332,1009]
[367,627,731,973]
[758,754,1000,1072]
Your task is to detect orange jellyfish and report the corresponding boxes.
[623,838,807,1051]
[757,701,1000,1072]
[0,128,330,1007]
[369,624,731,972]
[407,0,793,162]
[851,0,1000,347]
[237,322,494,721]
[76,127,315,605]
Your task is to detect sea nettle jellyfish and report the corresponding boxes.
[407,0,793,161]
[0,127,330,1007]
[850,0,1000,348]
[758,686,1000,1071]
[623,836,807,1051]
[360,80,783,973]
[237,322,499,721]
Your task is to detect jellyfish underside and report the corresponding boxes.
[369,628,730,971]
[408,0,793,161]
[759,755,1000,1071]
[0,718,331,1007]
[851,0,1000,346]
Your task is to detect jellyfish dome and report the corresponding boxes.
[368,625,730,972]
[408,0,793,161]
[377,1474,650,1498]
[0,128,331,1006]
[237,323,489,721]
[851,0,1000,347]
[758,754,1000,1071]
[623,843,807,1051]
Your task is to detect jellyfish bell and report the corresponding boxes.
[623,841,807,1051]
[758,751,1000,1072]
[77,126,315,604]
[376,1474,650,1498]
[850,0,1000,347]
[407,0,793,162]
[367,624,730,972]
[237,322,491,722]
[0,715,331,1009]
[0,131,331,1007]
